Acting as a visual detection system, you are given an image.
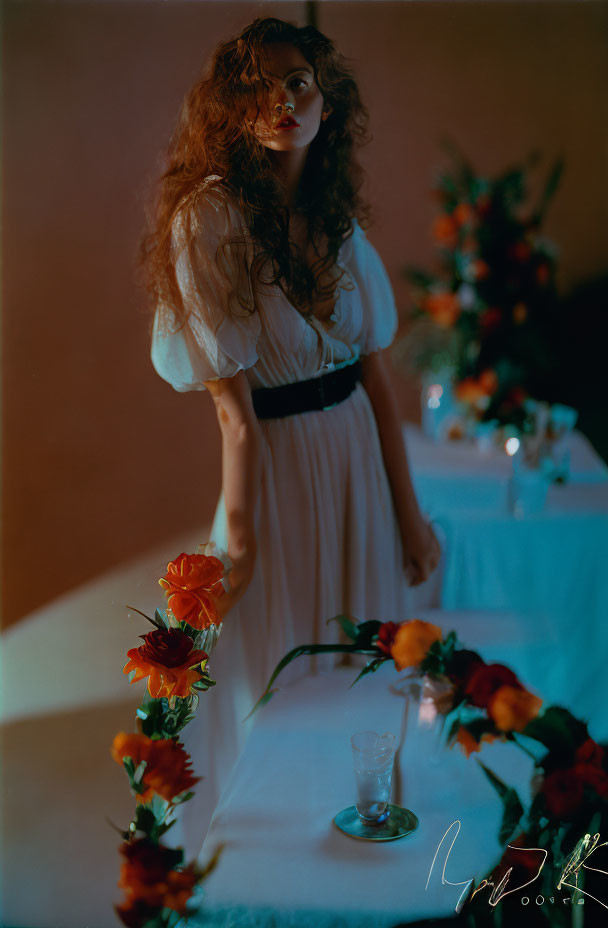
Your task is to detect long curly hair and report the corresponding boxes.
[138,16,372,332]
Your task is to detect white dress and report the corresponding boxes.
[151,177,413,703]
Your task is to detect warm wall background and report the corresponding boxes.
[3,1,607,628]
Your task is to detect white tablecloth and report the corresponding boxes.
[405,424,608,514]
[404,425,608,739]
[193,666,534,928]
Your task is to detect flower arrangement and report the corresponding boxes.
[253,616,608,923]
[394,141,569,436]
[109,542,229,928]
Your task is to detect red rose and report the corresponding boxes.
[376,622,399,656]
[446,649,485,690]
[465,663,520,708]
[480,308,502,331]
[574,763,608,798]
[575,738,604,768]
[492,832,546,895]
[139,627,195,668]
[542,769,584,820]
[119,838,181,884]
[506,386,527,408]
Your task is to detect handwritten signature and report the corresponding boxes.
[426,820,608,913]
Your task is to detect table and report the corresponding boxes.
[404,425,608,739]
[192,666,534,928]
[404,424,608,514]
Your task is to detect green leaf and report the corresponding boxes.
[353,620,383,649]
[247,642,379,718]
[446,715,463,745]
[199,843,224,881]
[154,608,169,627]
[125,604,164,630]
[243,688,279,721]
[498,790,525,845]
[327,614,359,641]
[523,706,588,755]
[535,156,565,223]
[133,760,148,784]
[476,760,511,800]
[122,757,135,777]
[349,657,387,688]
[132,804,159,836]
[477,760,524,845]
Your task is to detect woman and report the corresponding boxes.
[141,17,441,699]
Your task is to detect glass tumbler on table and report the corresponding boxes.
[351,731,396,825]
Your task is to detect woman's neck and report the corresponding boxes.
[268,146,310,211]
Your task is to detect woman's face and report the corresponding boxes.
[249,42,326,152]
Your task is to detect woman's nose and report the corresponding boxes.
[273,87,296,115]
[274,99,295,116]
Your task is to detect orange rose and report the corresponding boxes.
[470,259,490,280]
[513,302,528,324]
[111,732,201,804]
[465,662,520,708]
[454,371,497,406]
[159,552,226,630]
[454,377,486,404]
[425,291,461,327]
[390,619,442,672]
[478,369,498,395]
[431,214,458,248]
[454,726,497,758]
[453,203,475,228]
[163,866,200,914]
[488,685,542,732]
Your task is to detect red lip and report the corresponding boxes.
[277,117,299,129]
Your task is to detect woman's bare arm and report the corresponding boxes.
[204,370,264,617]
[361,349,441,585]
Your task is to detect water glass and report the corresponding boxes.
[509,462,550,518]
[351,731,396,825]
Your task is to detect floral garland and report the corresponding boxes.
[109,543,229,928]
[393,142,565,434]
[253,616,608,924]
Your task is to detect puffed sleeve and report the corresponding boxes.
[151,185,261,392]
[358,229,399,355]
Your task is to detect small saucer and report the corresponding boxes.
[333,805,419,841]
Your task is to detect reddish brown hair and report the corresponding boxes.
[138,16,372,330]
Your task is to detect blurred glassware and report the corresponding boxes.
[351,730,396,825]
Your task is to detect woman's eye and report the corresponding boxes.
[289,78,307,90]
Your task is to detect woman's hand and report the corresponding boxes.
[402,515,442,587]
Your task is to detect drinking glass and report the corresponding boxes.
[351,731,396,825]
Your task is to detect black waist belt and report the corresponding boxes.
[251,357,362,420]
